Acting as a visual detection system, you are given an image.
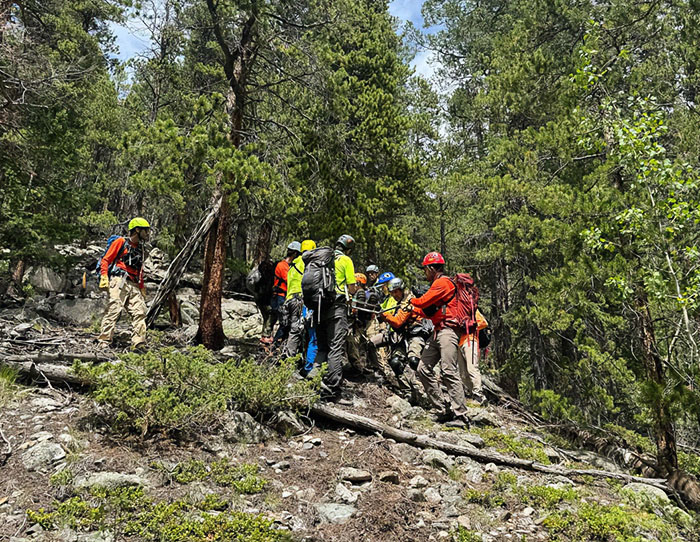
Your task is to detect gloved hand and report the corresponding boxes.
[99,274,109,290]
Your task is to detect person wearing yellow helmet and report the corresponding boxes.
[282,239,317,371]
[97,217,151,350]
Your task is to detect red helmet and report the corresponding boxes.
[422,252,445,266]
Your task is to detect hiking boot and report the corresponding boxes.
[473,393,487,406]
[431,410,454,423]
[131,342,148,353]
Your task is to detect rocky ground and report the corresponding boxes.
[0,243,697,541]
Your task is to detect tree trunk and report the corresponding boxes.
[254,220,273,265]
[490,259,516,395]
[196,196,230,350]
[636,290,678,474]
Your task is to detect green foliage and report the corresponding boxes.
[0,367,19,408]
[518,485,578,509]
[463,489,505,509]
[154,458,268,495]
[453,527,482,542]
[49,468,75,489]
[474,427,551,464]
[543,502,680,542]
[74,347,319,436]
[26,485,291,542]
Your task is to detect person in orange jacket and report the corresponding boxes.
[371,277,430,402]
[97,218,150,350]
[410,251,470,427]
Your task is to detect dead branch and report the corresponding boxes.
[311,403,670,490]
[146,196,223,327]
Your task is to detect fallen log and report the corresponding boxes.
[146,196,223,328]
[311,403,670,490]
[1,352,113,364]
[2,359,89,387]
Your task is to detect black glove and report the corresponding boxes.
[408,356,420,370]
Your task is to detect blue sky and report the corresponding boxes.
[111,1,435,77]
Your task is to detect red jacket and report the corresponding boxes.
[100,237,145,288]
[411,275,457,329]
[273,260,290,297]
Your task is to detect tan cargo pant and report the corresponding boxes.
[98,276,147,347]
[417,327,468,418]
[458,337,484,399]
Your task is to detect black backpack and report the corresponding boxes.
[246,260,275,306]
[301,247,336,312]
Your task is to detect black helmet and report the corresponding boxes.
[336,234,355,251]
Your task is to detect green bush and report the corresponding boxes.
[75,346,320,437]
[473,427,551,464]
[27,486,292,542]
[153,459,268,494]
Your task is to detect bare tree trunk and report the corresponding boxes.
[196,196,230,350]
[6,259,25,297]
[636,290,678,474]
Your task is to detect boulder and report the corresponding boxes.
[622,483,670,503]
[269,411,308,436]
[378,471,400,484]
[424,487,442,504]
[315,503,356,524]
[29,267,64,292]
[22,441,66,471]
[339,467,372,483]
[335,483,359,504]
[223,411,272,444]
[74,472,150,491]
[54,298,104,326]
[422,449,454,472]
[385,394,412,417]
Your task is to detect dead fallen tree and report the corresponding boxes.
[146,195,223,328]
[2,358,90,387]
[312,402,671,490]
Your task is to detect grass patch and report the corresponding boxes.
[27,486,292,542]
[464,489,506,508]
[152,459,268,494]
[453,527,482,541]
[473,427,551,464]
[74,346,320,437]
[0,366,19,408]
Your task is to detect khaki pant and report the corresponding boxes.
[98,276,147,347]
[458,337,484,399]
[417,327,468,418]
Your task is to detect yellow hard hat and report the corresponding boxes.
[128,217,150,230]
[301,239,316,252]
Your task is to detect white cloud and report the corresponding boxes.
[109,21,152,62]
[388,0,425,27]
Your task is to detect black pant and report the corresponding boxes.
[314,301,349,393]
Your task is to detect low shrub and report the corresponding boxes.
[75,346,320,437]
[153,458,268,494]
[27,485,292,542]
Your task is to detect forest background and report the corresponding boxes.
[2,0,700,486]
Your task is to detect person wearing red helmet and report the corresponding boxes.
[410,251,470,427]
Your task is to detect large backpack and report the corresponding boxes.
[94,235,127,276]
[444,273,479,334]
[246,259,275,306]
[301,246,336,312]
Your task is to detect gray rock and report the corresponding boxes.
[386,394,412,416]
[566,450,622,473]
[223,411,272,443]
[422,449,453,472]
[30,398,63,412]
[272,461,291,471]
[29,267,64,292]
[335,483,359,504]
[484,463,499,473]
[543,446,560,463]
[54,298,104,326]
[339,467,372,483]
[424,487,442,504]
[28,430,54,442]
[468,409,501,427]
[622,483,670,503]
[436,431,484,449]
[390,442,420,465]
[268,410,307,437]
[409,475,429,488]
[74,472,149,490]
[296,488,316,501]
[179,301,199,326]
[522,506,535,517]
[315,503,356,524]
[22,441,66,471]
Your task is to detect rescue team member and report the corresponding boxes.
[410,252,470,427]
[365,265,379,288]
[263,242,301,344]
[97,218,150,350]
[311,235,358,400]
[371,277,429,402]
[458,309,489,405]
[282,240,318,372]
